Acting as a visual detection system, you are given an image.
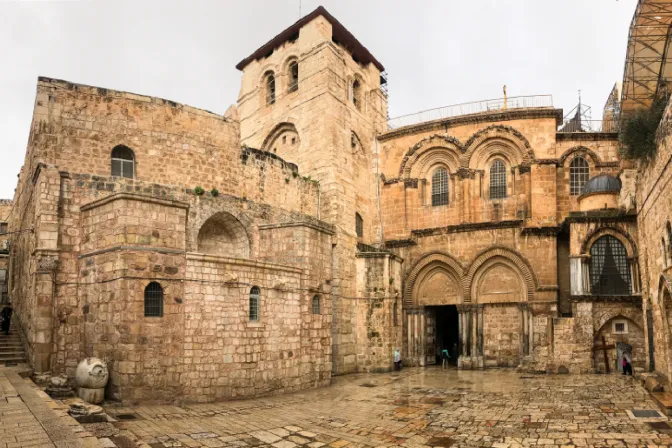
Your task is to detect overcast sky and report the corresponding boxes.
[0,0,637,199]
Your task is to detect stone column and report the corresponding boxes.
[419,312,426,367]
[476,304,484,357]
[519,303,529,356]
[33,254,58,373]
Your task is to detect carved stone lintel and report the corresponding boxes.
[37,256,59,274]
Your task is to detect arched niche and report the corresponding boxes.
[464,246,537,302]
[403,252,464,307]
[399,134,464,178]
[462,125,534,169]
[197,212,251,259]
[472,259,525,304]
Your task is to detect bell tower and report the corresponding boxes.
[236,6,389,374]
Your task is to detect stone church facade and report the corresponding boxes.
[3,6,669,403]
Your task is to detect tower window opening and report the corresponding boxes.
[355,212,363,238]
[288,60,299,93]
[265,72,276,105]
[352,79,361,110]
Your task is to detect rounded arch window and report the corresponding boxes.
[352,79,361,110]
[287,60,299,93]
[111,145,135,179]
[144,282,163,317]
[264,72,276,105]
[355,212,363,238]
[489,159,507,199]
[431,167,449,206]
[589,235,631,295]
[249,286,260,321]
[312,295,320,314]
[570,156,590,196]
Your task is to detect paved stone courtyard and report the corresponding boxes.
[94,368,672,448]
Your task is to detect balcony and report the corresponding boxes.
[557,119,618,134]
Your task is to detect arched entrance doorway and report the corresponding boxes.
[404,253,463,367]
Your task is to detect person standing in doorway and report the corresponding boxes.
[1,302,13,335]
[441,347,450,369]
[394,348,402,371]
[622,353,633,375]
[451,342,459,365]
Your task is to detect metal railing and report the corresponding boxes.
[386,95,554,130]
[557,119,618,133]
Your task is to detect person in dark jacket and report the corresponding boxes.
[1,302,13,335]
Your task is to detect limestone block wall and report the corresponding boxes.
[636,96,672,379]
[482,304,521,367]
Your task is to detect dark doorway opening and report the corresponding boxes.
[429,305,460,366]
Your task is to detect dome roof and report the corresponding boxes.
[582,174,621,195]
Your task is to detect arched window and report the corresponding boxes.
[265,72,276,105]
[431,168,449,206]
[570,156,590,196]
[352,79,361,110]
[589,235,632,295]
[288,60,299,93]
[663,237,668,267]
[312,295,320,314]
[111,145,135,179]
[249,286,260,321]
[489,159,507,199]
[144,282,163,317]
[355,212,363,238]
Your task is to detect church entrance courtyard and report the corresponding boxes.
[101,369,672,448]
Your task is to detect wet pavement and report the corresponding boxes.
[100,368,672,448]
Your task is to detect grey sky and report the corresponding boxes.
[0,0,636,199]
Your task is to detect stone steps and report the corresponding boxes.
[651,391,672,416]
[0,325,27,364]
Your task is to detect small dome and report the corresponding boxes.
[582,174,621,195]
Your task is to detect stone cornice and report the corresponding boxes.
[565,211,637,224]
[79,245,186,259]
[555,132,619,142]
[378,108,563,142]
[259,221,335,235]
[80,192,190,212]
[521,226,562,236]
[384,239,417,248]
[186,252,304,274]
[570,294,642,304]
[411,220,523,237]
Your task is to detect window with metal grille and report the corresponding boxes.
[288,61,299,93]
[249,286,260,321]
[589,235,631,295]
[144,282,163,317]
[352,79,361,110]
[312,295,320,314]
[111,145,135,179]
[431,168,449,206]
[489,159,507,199]
[266,73,276,105]
[355,213,363,238]
[612,320,628,334]
[570,156,590,195]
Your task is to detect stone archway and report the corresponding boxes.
[593,316,644,373]
[197,212,251,259]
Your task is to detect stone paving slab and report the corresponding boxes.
[103,368,672,448]
[0,368,102,448]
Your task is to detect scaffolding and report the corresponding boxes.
[621,0,672,116]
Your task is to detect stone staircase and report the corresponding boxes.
[0,322,26,365]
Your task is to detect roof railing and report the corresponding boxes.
[557,119,618,133]
[386,95,554,130]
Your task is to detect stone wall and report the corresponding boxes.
[636,96,672,380]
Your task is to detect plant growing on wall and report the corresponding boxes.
[210,188,219,197]
[194,186,205,196]
[620,95,668,163]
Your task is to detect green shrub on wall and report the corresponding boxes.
[620,95,668,163]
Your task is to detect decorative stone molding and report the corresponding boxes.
[463,246,538,302]
[411,220,522,237]
[37,256,59,273]
[579,226,638,257]
[398,134,465,178]
[462,124,535,168]
[557,146,619,168]
[403,251,465,307]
